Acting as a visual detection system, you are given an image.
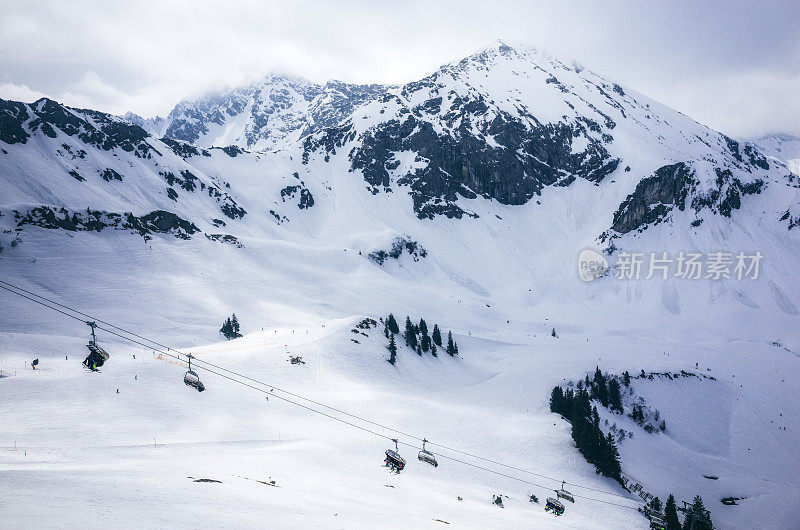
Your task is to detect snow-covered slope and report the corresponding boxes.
[749,133,800,176]
[1,42,799,529]
[140,74,387,151]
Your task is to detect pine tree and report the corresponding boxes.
[446,331,456,356]
[431,341,437,357]
[622,370,631,386]
[432,324,442,347]
[419,318,430,352]
[550,386,564,413]
[220,317,232,338]
[387,333,397,365]
[387,313,399,335]
[594,366,609,407]
[404,316,417,349]
[603,432,622,480]
[608,378,623,413]
[649,496,663,513]
[664,494,681,530]
[688,496,712,530]
[220,314,242,340]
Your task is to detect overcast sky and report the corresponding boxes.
[1,0,797,138]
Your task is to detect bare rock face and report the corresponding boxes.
[608,163,765,236]
[611,163,694,234]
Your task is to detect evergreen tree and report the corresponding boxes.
[416,344,422,356]
[446,331,456,356]
[664,494,681,530]
[384,321,390,339]
[603,432,622,480]
[387,333,397,365]
[622,370,631,386]
[419,318,430,352]
[550,386,564,413]
[608,378,623,413]
[220,314,242,339]
[685,496,712,530]
[594,366,609,407]
[404,316,417,349]
[431,341,437,357]
[387,313,399,335]
[432,324,442,347]
[649,496,663,513]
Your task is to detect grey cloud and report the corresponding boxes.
[0,0,797,137]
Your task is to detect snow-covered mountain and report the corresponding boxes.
[749,133,800,176]
[2,42,799,529]
[133,73,387,151]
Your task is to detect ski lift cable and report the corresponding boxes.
[0,281,635,500]
[0,280,638,502]
[0,280,640,507]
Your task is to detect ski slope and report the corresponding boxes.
[1,42,800,529]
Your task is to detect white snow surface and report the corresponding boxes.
[1,42,799,529]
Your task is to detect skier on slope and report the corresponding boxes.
[551,328,558,338]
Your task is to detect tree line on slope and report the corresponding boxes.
[652,494,713,530]
[383,313,458,365]
[553,366,714,529]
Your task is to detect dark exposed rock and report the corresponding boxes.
[12,206,200,241]
[280,184,314,209]
[607,163,765,236]
[68,169,85,182]
[724,136,770,170]
[779,209,800,230]
[368,237,427,265]
[100,168,123,182]
[205,233,243,247]
[0,99,31,144]
[610,163,694,234]
[691,168,764,217]
[219,145,245,157]
[1,98,159,159]
[161,138,210,158]
[305,74,620,219]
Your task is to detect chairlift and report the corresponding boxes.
[556,480,575,503]
[384,438,405,473]
[545,497,565,516]
[83,321,110,371]
[418,438,438,467]
[648,515,667,530]
[183,354,205,392]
